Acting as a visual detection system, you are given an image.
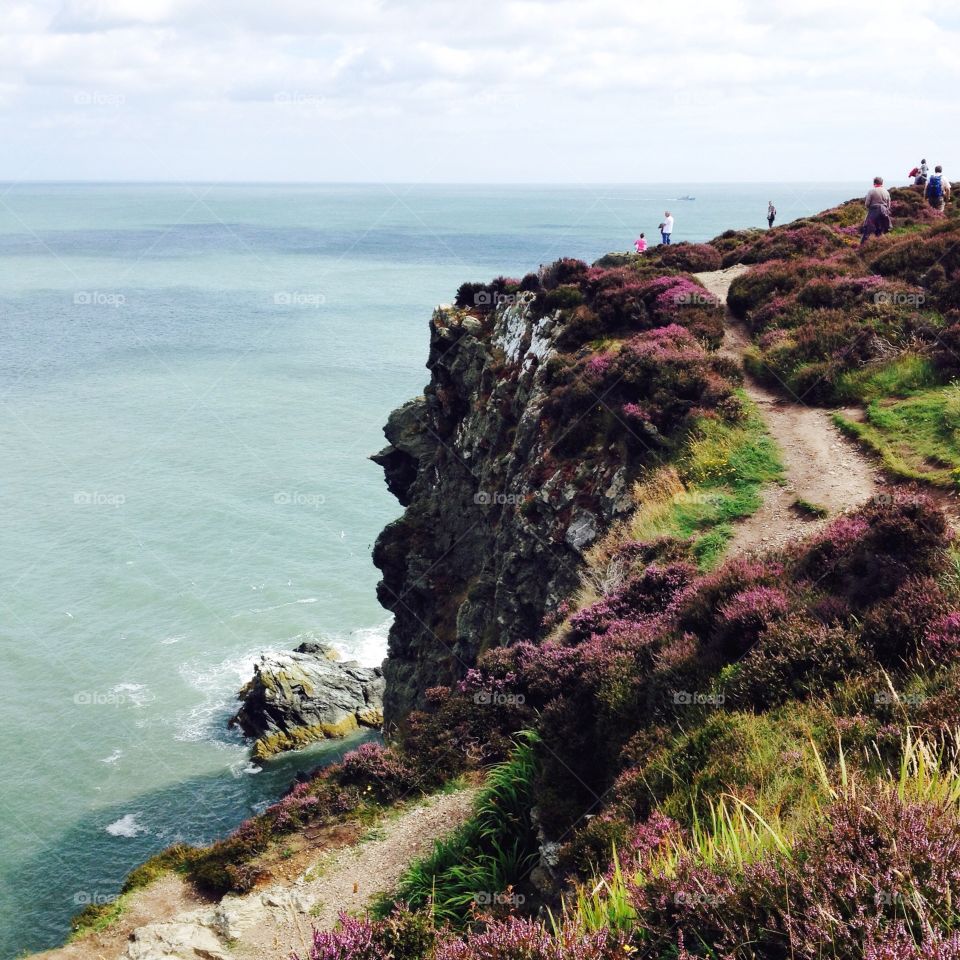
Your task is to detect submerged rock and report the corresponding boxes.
[231,642,384,760]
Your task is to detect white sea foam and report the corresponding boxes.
[106,813,146,838]
[174,618,390,744]
[99,749,123,765]
[110,682,155,708]
[174,647,276,744]
[161,634,186,645]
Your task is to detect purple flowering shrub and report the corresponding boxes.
[434,916,623,960]
[543,323,739,457]
[333,742,423,803]
[653,242,723,273]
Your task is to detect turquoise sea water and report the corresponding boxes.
[0,182,859,957]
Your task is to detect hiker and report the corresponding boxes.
[925,165,951,211]
[917,158,930,186]
[634,233,647,253]
[860,176,892,245]
[661,211,674,245]
[767,201,777,229]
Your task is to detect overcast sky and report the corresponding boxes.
[1,0,959,183]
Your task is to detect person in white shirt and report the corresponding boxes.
[661,211,674,245]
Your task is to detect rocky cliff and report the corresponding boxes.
[372,295,635,724]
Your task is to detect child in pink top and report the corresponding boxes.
[634,233,647,253]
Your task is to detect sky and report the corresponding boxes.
[1,0,959,183]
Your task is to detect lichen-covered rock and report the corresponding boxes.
[231,642,384,759]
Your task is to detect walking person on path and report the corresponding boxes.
[860,176,892,245]
[660,211,674,245]
[925,165,951,211]
[767,201,777,228]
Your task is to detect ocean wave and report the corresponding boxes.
[110,682,155,708]
[173,618,391,745]
[105,813,146,838]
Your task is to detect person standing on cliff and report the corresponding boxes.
[767,201,777,228]
[925,165,950,211]
[860,176,892,245]
[661,211,674,245]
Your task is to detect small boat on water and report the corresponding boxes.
[677,195,696,201]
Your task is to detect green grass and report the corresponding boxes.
[835,353,940,404]
[835,381,960,489]
[628,393,784,568]
[375,733,540,927]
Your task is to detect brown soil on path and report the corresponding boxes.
[694,266,882,553]
[233,788,476,960]
[35,788,476,960]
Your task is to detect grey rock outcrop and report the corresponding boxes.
[372,299,639,724]
[231,642,384,759]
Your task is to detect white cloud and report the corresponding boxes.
[0,0,957,180]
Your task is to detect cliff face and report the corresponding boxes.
[372,300,634,724]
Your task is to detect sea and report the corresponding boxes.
[0,182,860,957]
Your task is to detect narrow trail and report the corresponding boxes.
[38,788,476,960]
[694,266,882,553]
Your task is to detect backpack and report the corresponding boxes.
[928,175,943,199]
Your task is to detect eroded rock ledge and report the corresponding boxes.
[231,641,384,759]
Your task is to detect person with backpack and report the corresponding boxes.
[860,176,892,245]
[767,201,777,228]
[925,165,950,211]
